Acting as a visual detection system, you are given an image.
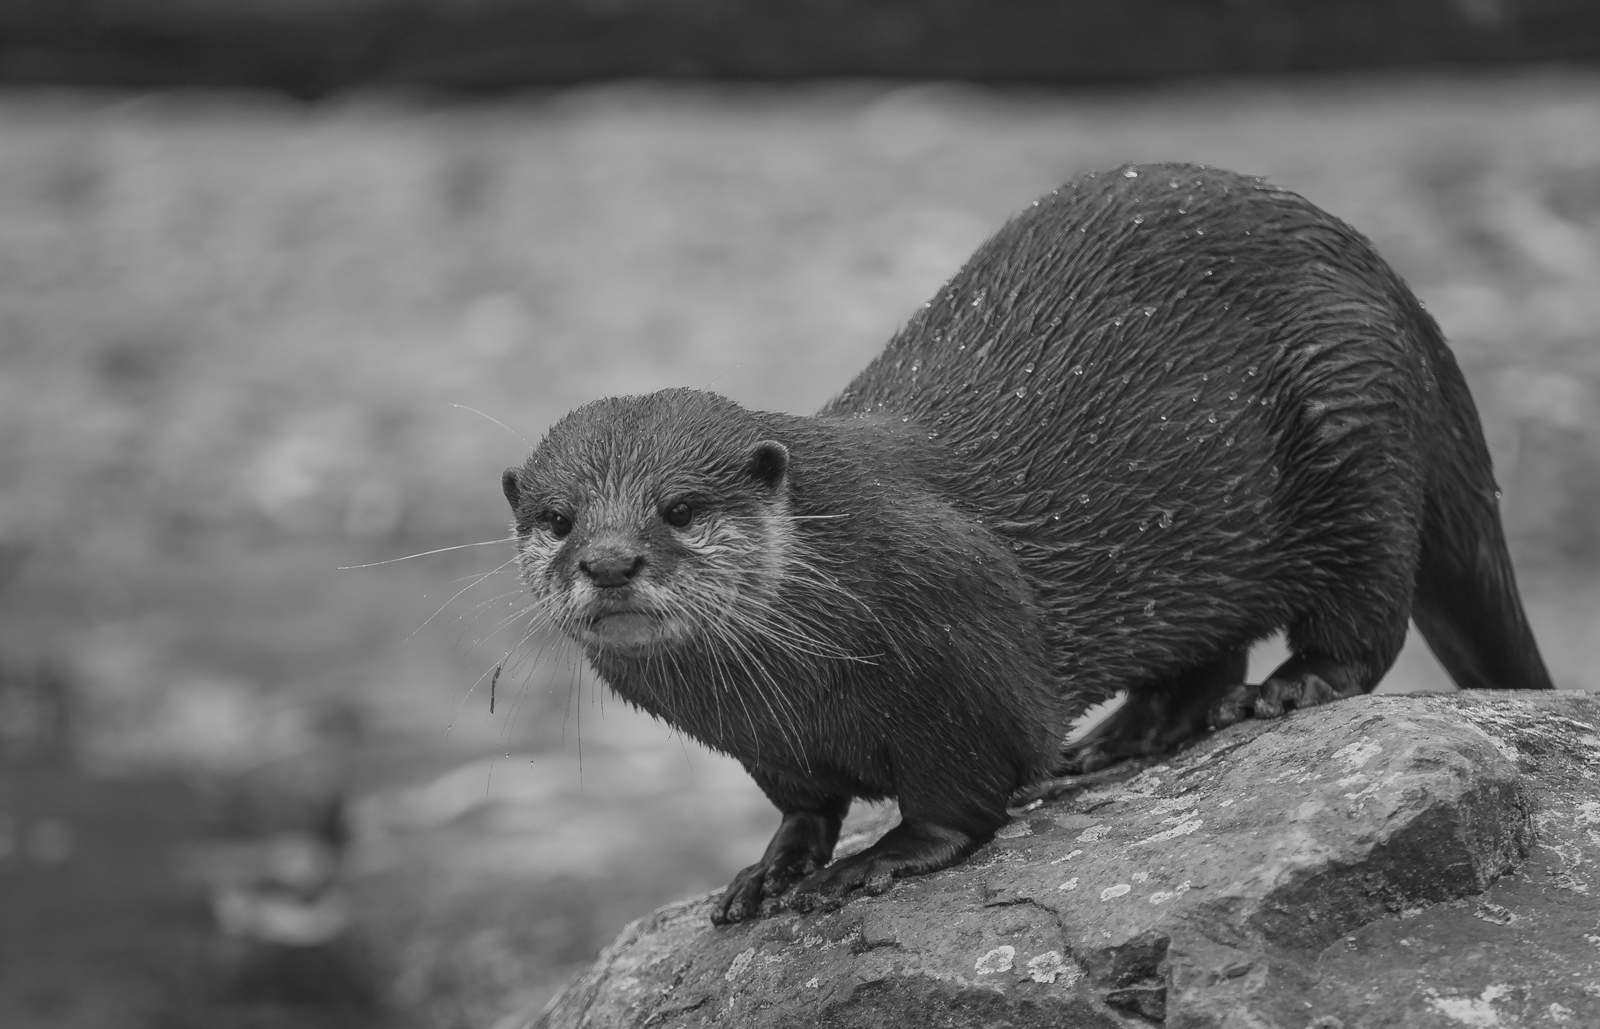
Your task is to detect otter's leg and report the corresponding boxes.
[712,781,848,926]
[785,756,1010,911]
[785,818,981,911]
[1211,577,1413,727]
[1213,351,1428,726]
[1058,646,1251,774]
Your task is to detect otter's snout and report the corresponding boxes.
[578,546,646,589]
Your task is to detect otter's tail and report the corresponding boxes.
[1410,346,1554,692]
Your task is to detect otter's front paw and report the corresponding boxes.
[785,853,897,913]
[783,817,980,912]
[711,854,821,925]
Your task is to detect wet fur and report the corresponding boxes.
[509,392,1063,823]
[504,163,1552,921]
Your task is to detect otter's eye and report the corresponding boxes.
[664,502,693,528]
[537,510,573,539]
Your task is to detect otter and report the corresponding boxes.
[500,163,1552,924]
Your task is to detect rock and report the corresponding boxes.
[515,692,1600,1029]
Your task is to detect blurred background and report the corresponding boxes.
[2,3,1599,1028]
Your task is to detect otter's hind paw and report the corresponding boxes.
[1059,648,1250,773]
[1209,663,1361,728]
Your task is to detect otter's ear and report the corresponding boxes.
[745,441,788,490]
[502,468,523,510]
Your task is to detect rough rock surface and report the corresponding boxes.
[518,692,1600,1029]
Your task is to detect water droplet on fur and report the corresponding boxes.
[1132,215,1144,225]
[1223,494,1233,505]
[1246,365,1258,376]
[1079,493,1091,505]
[901,416,910,422]
[1144,599,1156,616]
[1021,361,1037,375]
[1158,414,1168,422]
[1013,472,1027,486]
[1158,511,1173,528]
[1121,373,1132,385]
[1224,436,1235,446]
[1163,360,1174,372]
[1115,614,1125,624]
[1203,269,1213,276]
[1142,306,1156,317]
[1011,541,1023,551]
[1270,466,1281,479]
[1190,394,1200,402]
[1137,520,1148,531]
[1227,391,1237,400]
[991,431,1001,440]
[910,359,921,373]
[1207,413,1217,423]
[1072,365,1084,376]
[1014,387,1028,399]
[1086,432,1098,443]
[1112,316,1125,327]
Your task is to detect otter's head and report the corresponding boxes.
[503,388,791,657]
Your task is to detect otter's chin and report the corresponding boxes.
[584,611,664,651]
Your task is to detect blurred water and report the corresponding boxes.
[0,73,1597,1028]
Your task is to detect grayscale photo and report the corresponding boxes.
[1,4,1598,1027]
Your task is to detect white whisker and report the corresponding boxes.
[339,537,519,569]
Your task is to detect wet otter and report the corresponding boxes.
[501,163,1553,924]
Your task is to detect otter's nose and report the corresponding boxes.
[578,552,646,589]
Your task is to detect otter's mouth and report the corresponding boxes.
[583,609,662,650]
